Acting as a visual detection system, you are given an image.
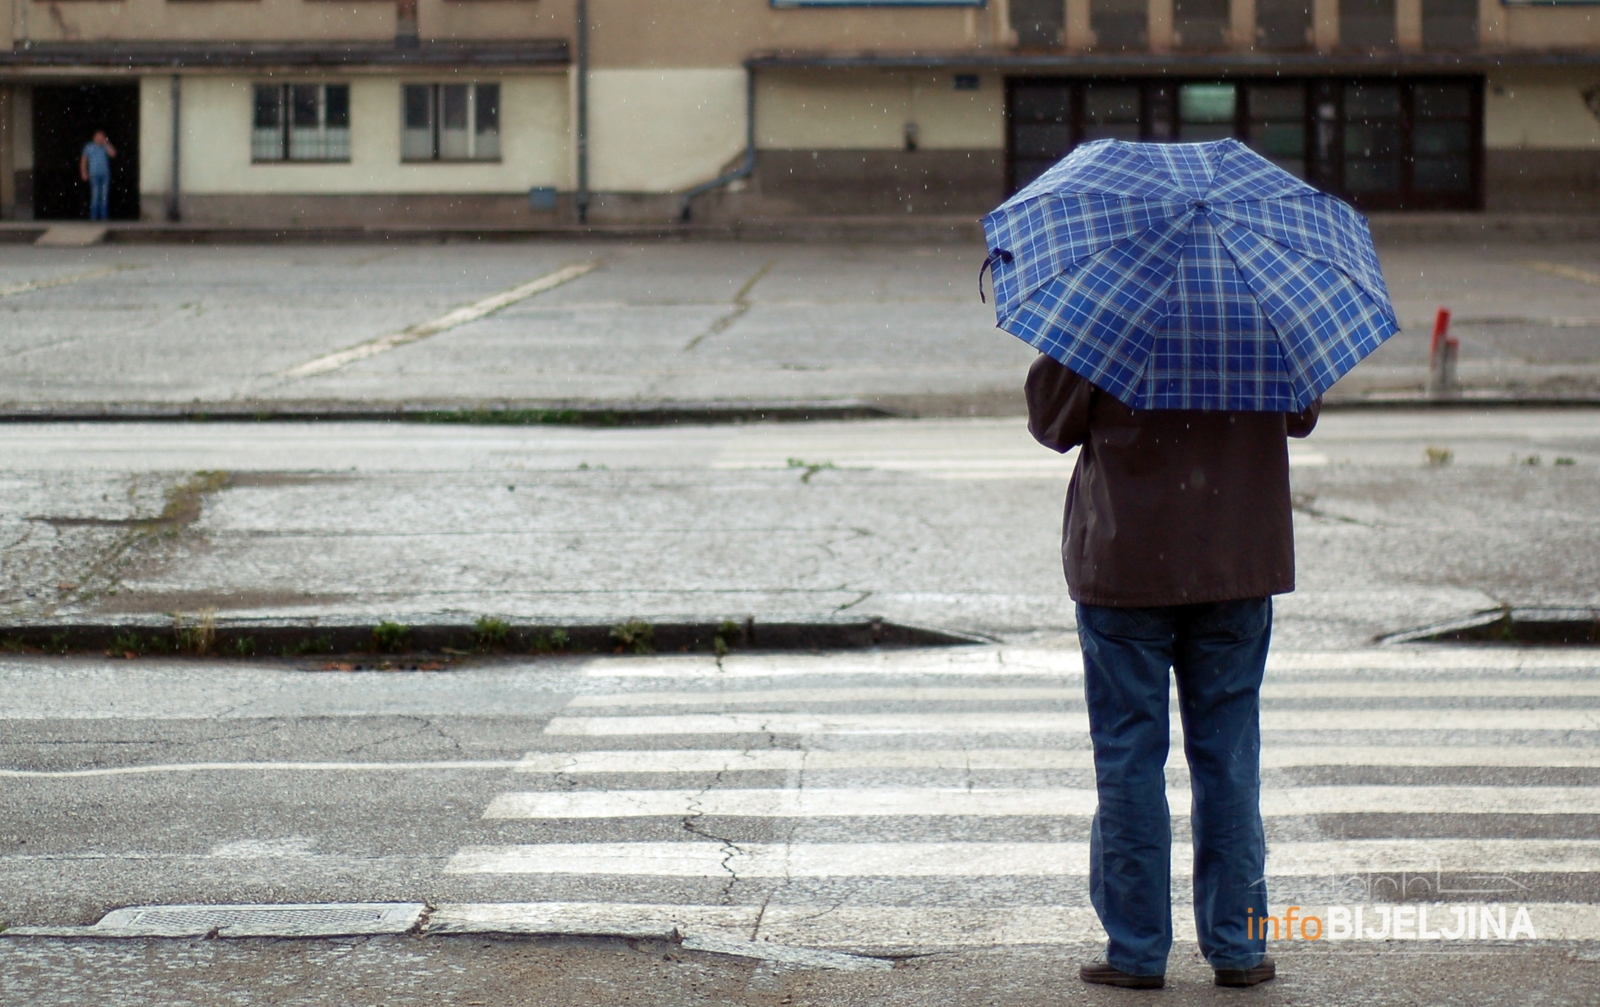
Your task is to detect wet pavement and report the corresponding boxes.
[0,239,1598,414]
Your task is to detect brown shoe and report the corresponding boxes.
[1080,959,1165,989]
[1213,956,1275,987]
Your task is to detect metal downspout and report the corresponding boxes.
[679,66,755,223]
[575,0,590,223]
[167,73,181,222]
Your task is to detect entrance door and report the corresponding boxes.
[31,84,140,221]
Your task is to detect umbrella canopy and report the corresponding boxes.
[982,138,1398,412]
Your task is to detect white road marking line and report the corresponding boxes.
[1527,259,1600,287]
[280,261,601,378]
[567,679,1600,708]
[582,649,1600,679]
[424,902,1600,945]
[0,760,522,779]
[0,264,139,299]
[542,709,1600,735]
[514,746,1600,774]
[482,785,1600,820]
[445,839,1600,878]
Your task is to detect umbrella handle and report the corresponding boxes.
[978,250,1013,304]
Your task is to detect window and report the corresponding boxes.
[403,84,501,161]
[1247,83,1307,178]
[1005,76,1482,209]
[253,84,350,162]
[1011,0,1065,47]
[1256,0,1312,50]
[1178,83,1237,141]
[1173,0,1230,50]
[1091,0,1149,49]
[1340,0,1397,50]
[1422,0,1478,49]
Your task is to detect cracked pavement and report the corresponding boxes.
[4,237,1600,1004]
[0,411,1596,645]
[2,238,1600,416]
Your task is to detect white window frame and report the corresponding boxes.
[252,83,352,163]
[401,83,501,163]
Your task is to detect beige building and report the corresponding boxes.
[1,0,1598,224]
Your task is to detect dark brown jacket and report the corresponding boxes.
[1025,354,1320,608]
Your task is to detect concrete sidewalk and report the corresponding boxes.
[0,238,1597,419]
[2,410,1596,650]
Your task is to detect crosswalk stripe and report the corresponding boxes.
[566,680,1600,708]
[446,839,1600,878]
[582,649,1600,679]
[425,901,1600,944]
[482,785,1600,819]
[543,709,1600,735]
[514,746,1600,774]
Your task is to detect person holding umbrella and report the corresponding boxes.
[981,139,1398,990]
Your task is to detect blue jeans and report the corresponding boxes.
[1077,599,1271,977]
[89,175,110,221]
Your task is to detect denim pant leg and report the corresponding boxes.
[1173,598,1272,971]
[1076,603,1177,977]
[90,176,110,221]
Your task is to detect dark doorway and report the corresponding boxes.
[31,84,140,221]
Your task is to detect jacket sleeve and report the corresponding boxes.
[1286,396,1322,439]
[1025,354,1094,454]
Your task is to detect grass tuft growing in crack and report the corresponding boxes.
[372,620,411,653]
[609,620,655,654]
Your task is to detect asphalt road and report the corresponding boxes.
[1,239,1598,413]
[5,644,1600,1005]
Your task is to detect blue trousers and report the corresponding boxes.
[1076,599,1271,976]
[89,175,110,221]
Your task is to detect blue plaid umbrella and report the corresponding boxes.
[982,138,1398,412]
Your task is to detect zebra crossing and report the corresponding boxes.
[441,645,1600,952]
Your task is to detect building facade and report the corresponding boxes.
[0,0,1597,225]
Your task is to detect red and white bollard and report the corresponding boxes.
[1427,307,1459,399]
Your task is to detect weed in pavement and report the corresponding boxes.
[787,457,836,484]
[1424,446,1453,467]
[534,629,571,653]
[474,616,512,650]
[372,621,411,653]
[285,635,335,657]
[174,609,216,655]
[610,620,655,655]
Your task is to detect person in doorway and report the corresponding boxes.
[1026,354,1320,990]
[80,130,116,222]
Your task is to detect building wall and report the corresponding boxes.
[1484,68,1600,210]
[586,0,1007,67]
[137,72,569,199]
[10,0,393,43]
[588,68,747,192]
[750,69,1007,216]
[757,70,1005,151]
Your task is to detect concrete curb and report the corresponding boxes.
[0,400,896,425]
[0,217,988,246]
[0,395,1594,426]
[4,213,1600,245]
[2,902,898,970]
[1383,608,1600,645]
[0,618,990,659]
